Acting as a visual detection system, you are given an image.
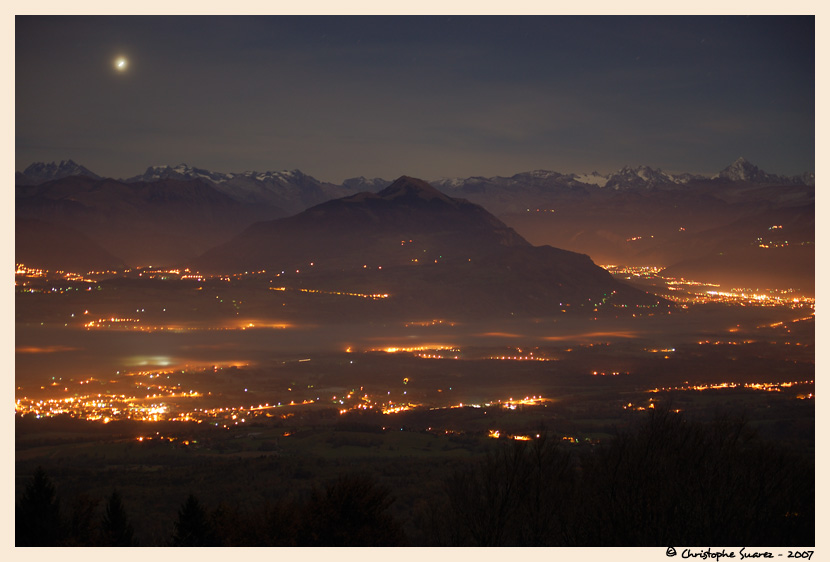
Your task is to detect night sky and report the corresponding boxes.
[15,15,815,183]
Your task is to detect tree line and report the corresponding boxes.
[16,408,814,547]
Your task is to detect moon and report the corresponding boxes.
[114,56,128,71]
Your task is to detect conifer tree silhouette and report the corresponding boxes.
[100,490,135,546]
[16,467,63,546]
[170,494,215,546]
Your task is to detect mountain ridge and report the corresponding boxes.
[193,175,668,318]
[15,159,813,294]
[195,175,532,273]
[15,175,283,266]
[17,157,814,192]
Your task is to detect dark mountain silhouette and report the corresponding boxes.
[195,176,666,318]
[15,158,812,290]
[496,163,814,293]
[656,204,815,294]
[15,218,126,272]
[195,176,531,272]
[15,175,283,267]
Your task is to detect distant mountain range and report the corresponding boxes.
[16,157,813,204]
[123,164,355,216]
[16,158,814,225]
[15,158,814,294]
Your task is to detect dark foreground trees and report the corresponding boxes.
[172,473,406,546]
[170,494,214,546]
[418,432,576,546]
[16,466,63,546]
[575,409,814,546]
[16,409,813,546]
[100,490,135,546]
[15,469,137,547]
[295,473,406,546]
[419,409,814,546]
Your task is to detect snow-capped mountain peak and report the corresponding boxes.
[604,165,678,190]
[16,159,101,185]
[126,163,233,184]
[341,176,393,191]
[717,157,762,182]
[715,157,812,185]
[572,171,609,187]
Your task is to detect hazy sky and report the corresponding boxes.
[16,15,815,183]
